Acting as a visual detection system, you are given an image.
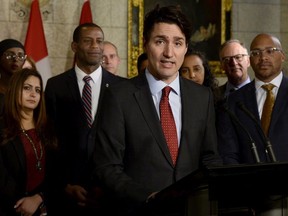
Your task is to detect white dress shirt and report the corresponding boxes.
[255,72,282,118]
[145,69,182,146]
[75,64,102,122]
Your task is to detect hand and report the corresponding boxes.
[146,191,158,203]
[65,184,88,207]
[85,186,104,208]
[14,194,42,216]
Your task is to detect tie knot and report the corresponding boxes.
[262,83,275,92]
[162,86,172,98]
[83,76,92,84]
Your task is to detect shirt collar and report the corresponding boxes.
[227,76,251,91]
[75,64,102,83]
[145,70,180,96]
[255,72,283,91]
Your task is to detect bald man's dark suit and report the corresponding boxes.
[217,76,288,164]
[45,67,124,215]
[93,73,221,215]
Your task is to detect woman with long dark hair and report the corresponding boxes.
[180,48,221,103]
[0,68,57,216]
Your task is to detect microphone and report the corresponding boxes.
[237,102,277,163]
[222,105,261,163]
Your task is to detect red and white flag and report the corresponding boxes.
[73,0,93,65]
[25,0,51,88]
[80,0,93,24]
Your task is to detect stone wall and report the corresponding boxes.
[0,0,287,82]
[0,0,128,78]
[218,0,288,85]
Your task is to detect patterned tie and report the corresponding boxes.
[160,86,178,165]
[261,83,275,136]
[82,76,93,127]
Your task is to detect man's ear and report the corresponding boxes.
[71,41,77,53]
[281,51,286,62]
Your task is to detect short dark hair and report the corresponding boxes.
[0,39,25,57]
[73,23,103,42]
[143,5,193,45]
[137,52,148,72]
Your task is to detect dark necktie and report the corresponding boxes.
[261,83,275,136]
[160,86,178,165]
[82,76,93,127]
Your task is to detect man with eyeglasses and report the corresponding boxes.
[0,39,26,94]
[218,39,251,100]
[217,34,288,214]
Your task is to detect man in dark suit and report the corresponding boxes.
[218,39,251,101]
[217,33,288,216]
[217,33,287,164]
[92,5,221,216]
[45,23,124,215]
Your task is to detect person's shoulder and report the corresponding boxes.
[180,76,209,92]
[218,83,227,91]
[46,68,75,86]
[227,81,254,103]
[102,68,127,83]
[106,74,144,95]
[281,74,288,84]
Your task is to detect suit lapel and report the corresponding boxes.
[13,136,26,172]
[178,79,191,156]
[91,69,121,129]
[177,78,201,164]
[67,69,90,129]
[133,76,174,166]
[270,76,288,132]
[92,69,111,128]
[67,69,82,104]
[239,81,260,122]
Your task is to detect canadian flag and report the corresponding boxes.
[73,0,93,65]
[80,0,93,24]
[25,0,51,88]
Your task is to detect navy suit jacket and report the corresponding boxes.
[217,76,288,164]
[93,73,221,214]
[45,67,124,187]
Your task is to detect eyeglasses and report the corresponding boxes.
[250,47,282,58]
[3,52,27,62]
[221,54,248,65]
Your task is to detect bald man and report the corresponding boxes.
[218,33,287,163]
[217,32,288,216]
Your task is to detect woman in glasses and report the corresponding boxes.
[0,39,27,95]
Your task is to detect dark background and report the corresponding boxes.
[144,0,222,61]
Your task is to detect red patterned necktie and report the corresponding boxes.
[82,76,93,127]
[261,83,275,136]
[160,86,178,165]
